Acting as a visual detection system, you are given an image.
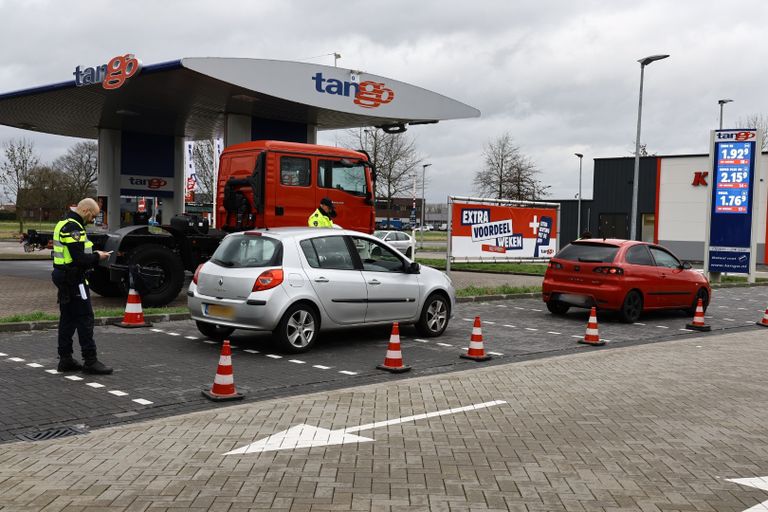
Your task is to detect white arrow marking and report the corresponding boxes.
[727,476,768,511]
[224,399,507,455]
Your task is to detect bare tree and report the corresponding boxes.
[0,138,40,232]
[343,128,421,223]
[736,114,768,151]
[191,139,217,203]
[473,133,546,201]
[53,141,98,204]
[23,165,70,218]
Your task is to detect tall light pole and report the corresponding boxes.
[630,54,669,241]
[421,163,432,245]
[718,98,733,130]
[333,52,341,67]
[575,153,583,237]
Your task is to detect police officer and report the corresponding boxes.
[308,197,336,227]
[52,198,113,374]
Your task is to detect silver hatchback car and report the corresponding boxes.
[188,227,455,353]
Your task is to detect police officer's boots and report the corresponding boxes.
[57,355,83,372]
[82,350,113,375]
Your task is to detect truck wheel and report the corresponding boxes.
[196,321,234,341]
[129,244,184,307]
[88,267,122,297]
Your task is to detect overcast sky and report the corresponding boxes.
[1,0,767,202]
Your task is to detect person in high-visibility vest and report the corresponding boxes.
[308,197,337,228]
[51,198,113,374]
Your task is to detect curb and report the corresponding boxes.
[0,312,191,333]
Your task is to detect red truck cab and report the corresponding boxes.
[216,140,376,233]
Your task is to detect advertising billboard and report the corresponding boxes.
[448,198,559,262]
[706,129,761,275]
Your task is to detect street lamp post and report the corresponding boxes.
[718,98,733,130]
[420,163,432,245]
[575,153,583,237]
[630,54,669,241]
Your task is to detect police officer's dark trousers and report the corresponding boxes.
[52,268,96,358]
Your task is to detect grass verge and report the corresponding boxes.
[456,285,541,297]
[417,258,547,274]
[0,306,189,324]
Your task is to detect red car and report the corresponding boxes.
[542,239,711,323]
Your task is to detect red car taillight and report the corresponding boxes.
[593,266,624,275]
[549,261,563,269]
[193,263,204,284]
[252,269,284,292]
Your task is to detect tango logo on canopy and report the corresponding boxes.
[73,54,142,90]
[311,72,395,109]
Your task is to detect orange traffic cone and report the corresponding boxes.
[377,322,411,373]
[579,307,605,346]
[202,340,244,401]
[114,289,152,328]
[758,307,768,327]
[461,316,492,361]
[686,299,711,332]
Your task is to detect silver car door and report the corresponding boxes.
[299,235,367,325]
[350,236,421,323]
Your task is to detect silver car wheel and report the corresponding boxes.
[286,309,316,348]
[426,299,447,333]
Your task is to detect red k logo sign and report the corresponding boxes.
[692,171,708,186]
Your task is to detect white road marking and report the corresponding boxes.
[288,359,305,364]
[167,332,180,336]
[45,369,60,374]
[436,342,452,347]
[414,338,428,343]
[243,349,259,354]
[0,352,6,356]
[339,370,357,375]
[717,305,726,308]
[503,324,516,328]
[547,331,561,335]
[495,305,507,308]
[133,399,153,405]
[724,318,735,322]
[656,325,669,329]
[184,335,198,340]
[203,340,217,344]
[65,375,83,381]
[109,390,128,397]
[680,328,694,332]
[462,318,473,322]
[150,328,164,333]
[530,308,542,312]
[571,335,583,339]
[8,357,24,362]
[86,382,105,388]
[737,307,747,310]
[524,327,538,331]
[266,354,282,359]
[514,307,525,310]
[634,322,646,326]
[26,363,43,368]
[484,321,496,325]
[229,345,239,349]
[312,365,331,370]
[488,351,504,356]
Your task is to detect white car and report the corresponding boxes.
[188,227,455,353]
[373,230,414,257]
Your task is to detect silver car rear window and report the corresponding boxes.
[555,243,619,263]
[211,234,282,268]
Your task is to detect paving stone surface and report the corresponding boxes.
[1,329,768,511]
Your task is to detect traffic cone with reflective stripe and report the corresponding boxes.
[461,316,492,361]
[114,289,152,328]
[202,340,244,401]
[377,322,411,373]
[757,307,768,327]
[579,307,605,346]
[686,299,711,332]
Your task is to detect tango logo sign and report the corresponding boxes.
[311,72,395,109]
[73,54,142,90]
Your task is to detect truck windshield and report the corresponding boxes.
[211,234,283,268]
[319,159,367,196]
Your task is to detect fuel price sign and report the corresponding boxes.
[714,141,751,214]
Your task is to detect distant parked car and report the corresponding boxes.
[188,227,455,353]
[542,239,711,323]
[374,230,414,257]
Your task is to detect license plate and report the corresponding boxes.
[205,304,234,319]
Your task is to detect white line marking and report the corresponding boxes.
[133,398,153,405]
[571,335,583,339]
[436,342,452,347]
[229,345,239,349]
[634,322,646,326]
[547,331,561,335]
[656,325,669,329]
[0,352,6,356]
[45,369,60,374]
[65,375,83,381]
[484,321,496,325]
[8,357,24,362]
[150,328,164,333]
[530,308,542,312]
[312,365,331,370]
[86,382,105,388]
[514,307,525,310]
[414,338,428,343]
[462,318,473,322]
[109,390,128,397]
[495,305,507,308]
[26,363,43,368]
[184,335,198,340]
[289,359,305,364]
[243,349,260,354]
[167,332,180,336]
[339,370,357,375]
[602,339,611,343]
[679,328,694,332]
[488,351,504,356]
[266,354,282,359]
[724,318,735,322]
[738,307,747,310]
[524,327,538,331]
[503,324,516,328]
[717,305,726,308]
[203,340,217,344]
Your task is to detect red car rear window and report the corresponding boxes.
[555,243,619,263]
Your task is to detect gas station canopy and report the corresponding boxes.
[0,57,480,140]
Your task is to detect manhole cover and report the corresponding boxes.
[16,425,89,442]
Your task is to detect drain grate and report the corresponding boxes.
[16,425,89,442]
